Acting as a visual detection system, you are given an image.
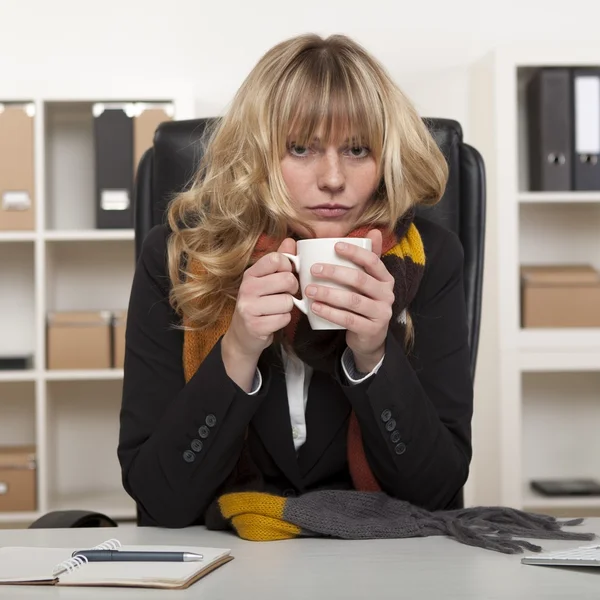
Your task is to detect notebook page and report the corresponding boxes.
[58,545,232,588]
[0,547,69,583]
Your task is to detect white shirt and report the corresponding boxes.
[248,347,385,450]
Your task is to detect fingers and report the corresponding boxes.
[243,271,298,297]
[310,261,394,303]
[238,294,295,317]
[310,301,376,334]
[333,240,393,284]
[277,237,297,256]
[247,250,294,277]
[366,229,383,258]
[305,284,385,320]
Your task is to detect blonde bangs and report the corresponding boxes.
[271,50,385,163]
[166,33,449,329]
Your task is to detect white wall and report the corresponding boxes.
[2,0,599,507]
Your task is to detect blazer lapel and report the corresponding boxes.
[297,370,351,478]
[251,348,303,490]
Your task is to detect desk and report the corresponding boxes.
[0,520,599,599]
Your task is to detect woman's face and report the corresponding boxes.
[281,133,379,238]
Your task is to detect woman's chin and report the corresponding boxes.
[288,218,355,240]
[309,221,354,239]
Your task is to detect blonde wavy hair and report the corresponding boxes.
[166,33,448,329]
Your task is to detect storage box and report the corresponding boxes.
[47,311,112,369]
[112,310,127,369]
[521,265,600,328]
[0,446,36,512]
[133,105,172,175]
[0,104,35,231]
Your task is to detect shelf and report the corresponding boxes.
[44,369,124,381]
[523,486,600,511]
[49,490,137,521]
[0,511,40,524]
[519,329,600,352]
[0,231,36,242]
[519,192,600,204]
[520,351,600,372]
[0,370,37,382]
[44,229,134,242]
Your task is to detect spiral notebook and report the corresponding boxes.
[0,538,233,589]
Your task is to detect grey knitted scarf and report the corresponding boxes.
[214,489,596,554]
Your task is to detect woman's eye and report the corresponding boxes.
[348,146,370,158]
[289,144,309,157]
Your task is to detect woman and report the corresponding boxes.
[117,33,474,531]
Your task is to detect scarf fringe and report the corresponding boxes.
[421,507,595,554]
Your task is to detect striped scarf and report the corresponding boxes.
[181,215,595,553]
[183,210,424,492]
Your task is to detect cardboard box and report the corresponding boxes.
[0,104,35,231]
[0,446,36,512]
[112,310,127,369]
[521,265,600,328]
[133,105,172,175]
[47,311,112,369]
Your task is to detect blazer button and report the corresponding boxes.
[191,439,203,453]
[183,450,195,463]
[394,442,407,455]
[385,418,396,432]
[380,409,392,423]
[205,414,217,428]
[390,430,401,443]
[283,488,296,497]
[198,425,210,438]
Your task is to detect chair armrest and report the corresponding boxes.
[28,510,118,528]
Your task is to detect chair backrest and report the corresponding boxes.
[134,117,486,377]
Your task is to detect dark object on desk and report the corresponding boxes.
[29,510,117,529]
[526,68,572,191]
[0,355,33,370]
[29,117,486,528]
[571,69,600,191]
[531,478,600,497]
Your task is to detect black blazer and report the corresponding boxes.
[117,216,473,527]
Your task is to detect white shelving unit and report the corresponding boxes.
[471,45,600,515]
[0,80,194,525]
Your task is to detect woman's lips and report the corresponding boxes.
[309,206,350,218]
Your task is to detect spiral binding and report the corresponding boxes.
[52,538,122,577]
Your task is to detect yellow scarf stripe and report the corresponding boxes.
[218,492,301,541]
[229,514,301,541]
[383,223,425,266]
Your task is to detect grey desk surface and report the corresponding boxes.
[0,519,599,599]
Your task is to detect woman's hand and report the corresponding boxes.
[304,230,395,373]
[222,238,298,366]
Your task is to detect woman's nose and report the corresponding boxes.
[317,149,345,193]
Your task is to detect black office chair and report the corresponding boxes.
[28,117,485,528]
[135,116,486,377]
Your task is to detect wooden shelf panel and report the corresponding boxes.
[44,229,134,242]
[44,369,124,381]
[519,192,600,204]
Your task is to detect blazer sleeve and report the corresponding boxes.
[339,227,473,511]
[117,225,270,527]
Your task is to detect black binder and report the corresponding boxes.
[526,68,572,191]
[93,106,134,228]
[571,69,600,191]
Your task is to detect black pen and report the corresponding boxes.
[71,550,204,562]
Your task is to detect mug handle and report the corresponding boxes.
[281,253,309,315]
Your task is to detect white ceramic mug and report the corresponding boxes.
[282,237,372,330]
